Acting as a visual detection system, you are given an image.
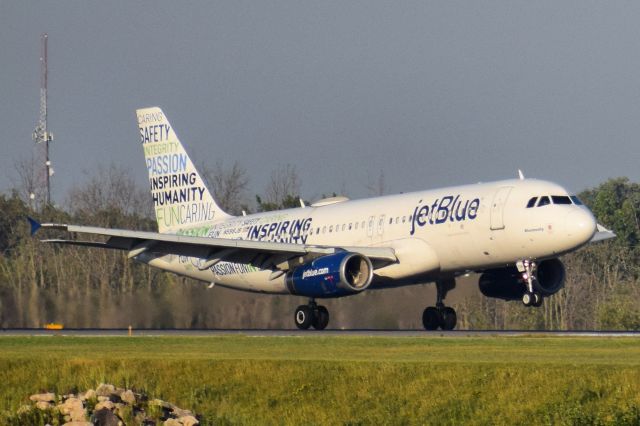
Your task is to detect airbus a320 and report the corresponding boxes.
[30,107,614,330]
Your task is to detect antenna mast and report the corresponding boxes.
[32,33,53,207]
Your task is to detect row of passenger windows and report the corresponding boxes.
[526,195,583,208]
[317,221,366,234]
[314,215,412,235]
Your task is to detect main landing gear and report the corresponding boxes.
[422,279,457,331]
[294,299,329,330]
[519,260,543,307]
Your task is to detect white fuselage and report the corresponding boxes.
[139,178,596,295]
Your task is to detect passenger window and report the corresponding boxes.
[402,216,406,223]
[552,195,572,205]
[349,223,352,230]
[322,226,326,234]
[329,225,333,233]
[537,196,550,207]
[526,197,537,208]
[389,218,393,225]
[342,224,346,232]
[570,195,583,205]
[355,222,359,230]
[395,217,399,224]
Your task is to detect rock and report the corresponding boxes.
[60,397,84,415]
[80,389,97,401]
[70,407,88,421]
[96,383,116,397]
[172,408,193,418]
[21,386,196,426]
[30,392,56,402]
[36,400,52,410]
[121,389,136,405]
[95,400,115,411]
[91,407,121,426]
[179,415,199,426]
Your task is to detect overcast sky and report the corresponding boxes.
[1,1,639,206]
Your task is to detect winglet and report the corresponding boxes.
[27,217,41,235]
[518,169,525,180]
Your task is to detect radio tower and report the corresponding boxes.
[32,33,54,207]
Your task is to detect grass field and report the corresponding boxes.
[1,334,639,425]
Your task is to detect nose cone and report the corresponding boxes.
[565,208,597,246]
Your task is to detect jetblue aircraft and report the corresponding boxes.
[30,107,614,330]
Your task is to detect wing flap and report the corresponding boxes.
[41,239,121,250]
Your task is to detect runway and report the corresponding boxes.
[1,329,638,337]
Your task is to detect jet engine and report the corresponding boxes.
[286,251,374,298]
[478,258,566,301]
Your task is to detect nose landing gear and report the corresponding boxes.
[422,279,457,331]
[519,260,543,307]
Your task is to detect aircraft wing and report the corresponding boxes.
[29,219,397,272]
[590,223,616,243]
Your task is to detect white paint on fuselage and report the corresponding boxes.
[141,178,597,295]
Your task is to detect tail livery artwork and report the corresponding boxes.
[31,107,615,330]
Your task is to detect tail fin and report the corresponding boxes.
[137,106,231,233]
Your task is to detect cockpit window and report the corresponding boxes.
[537,196,551,207]
[570,195,583,205]
[551,195,572,205]
[526,197,538,208]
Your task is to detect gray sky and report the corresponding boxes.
[1,1,639,206]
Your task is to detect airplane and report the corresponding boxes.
[29,106,615,331]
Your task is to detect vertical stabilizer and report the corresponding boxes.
[137,107,231,233]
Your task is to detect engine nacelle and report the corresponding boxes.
[286,252,373,298]
[479,258,566,301]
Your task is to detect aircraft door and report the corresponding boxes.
[377,214,386,236]
[367,216,375,237]
[490,186,513,230]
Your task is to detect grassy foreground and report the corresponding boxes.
[0,335,639,425]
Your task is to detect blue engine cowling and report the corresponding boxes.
[286,252,374,298]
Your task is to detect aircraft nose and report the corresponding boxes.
[565,208,597,245]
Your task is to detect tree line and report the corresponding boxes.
[0,162,638,329]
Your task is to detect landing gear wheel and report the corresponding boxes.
[532,293,543,307]
[422,307,441,331]
[441,307,457,331]
[312,306,329,330]
[295,305,314,330]
[522,292,542,307]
